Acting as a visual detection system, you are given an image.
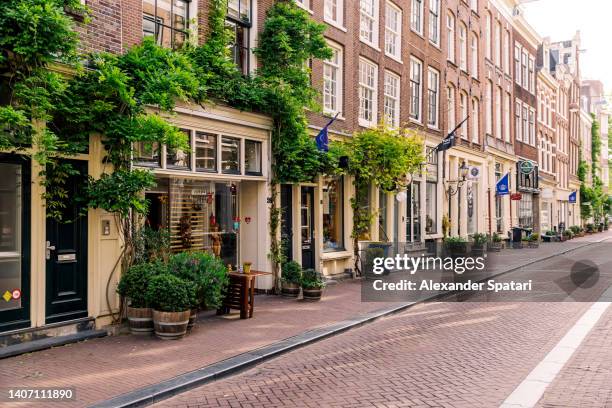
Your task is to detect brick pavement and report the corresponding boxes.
[536,306,612,408]
[2,231,610,408]
[153,301,591,408]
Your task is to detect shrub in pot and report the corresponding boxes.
[471,233,488,255]
[527,233,540,248]
[146,273,197,340]
[300,269,325,301]
[281,261,302,297]
[168,252,229,330]
[444,236,468,257]
[117,262,166,335]
[489,233,503,251]
[562,229,573,241]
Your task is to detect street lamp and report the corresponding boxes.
[446,161,470,197]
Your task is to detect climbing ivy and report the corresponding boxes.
[336,125,424,276]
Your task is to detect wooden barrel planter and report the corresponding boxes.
[302,288,322,301]
[152,310,190,340]
[187,309,197,331]
[281,282,300,297]
[126,306,153,335]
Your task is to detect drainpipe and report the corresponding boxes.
[488,188,492,235]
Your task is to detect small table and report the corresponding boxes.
[217,271,272,319]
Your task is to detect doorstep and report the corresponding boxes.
[0,317,107,358]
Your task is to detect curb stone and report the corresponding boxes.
[90,236,610,408]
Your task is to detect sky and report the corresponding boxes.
[522,0,612,96]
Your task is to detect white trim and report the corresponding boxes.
[358,57,379,128]
[384,1,402,61]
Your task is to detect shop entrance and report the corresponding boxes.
[45,160,88,324]
[0,156,30,332]
[300,187,315,270]
[406,183,421,243]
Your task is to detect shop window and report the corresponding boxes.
[221,136,240,174]
[195,132,217,172]
[323,176,344,252]
[133,141,161,167]
[245,140,262,175]
[167,129,191,169]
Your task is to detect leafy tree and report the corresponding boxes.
[338,124,424,276]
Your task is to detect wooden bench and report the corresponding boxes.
[217,271,271,319]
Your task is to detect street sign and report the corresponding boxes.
[519,160,535,175]
[511,193,522,201]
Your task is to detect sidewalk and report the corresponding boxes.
[2,232,610,408]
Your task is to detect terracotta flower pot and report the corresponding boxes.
[281,282,300,297]
[126,306,153,335]
[152,310,190,340]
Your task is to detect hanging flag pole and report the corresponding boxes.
[315,112,340,152]
[427,116,469,163]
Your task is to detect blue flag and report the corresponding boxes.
[315,113,339,152]
[496,173,510,196]
[569,191,577,203]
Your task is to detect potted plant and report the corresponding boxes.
[490,232,503,252]
[586,223,595,233]
[542,230,555,243]
[527,233,540,248]
[300,269,325,301]
[471,233,488,256]
[168,252,229,330]
[281,261,302,297]
[562,229,573,241]
[146,273,197,340]
[117,262,166,335]
[444,236,468,257]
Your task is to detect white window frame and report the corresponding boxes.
[459,23,467,71]
[323,41,343,116]
[503,30,510,74]
[324,0,344,28]
[470,0,477,11]
[515,44,521,85]
[529,56,535,93]
[427,68,439,128]
[486,80,493,135]
[358,57,378,127]
[447,85,456,132]
[360,0,380,48]
[446,13,455,63]
[495,20,501,66]
[295,0,311,11]
[471,33,478,78]
[485,12,492,60]
[429,0,440,46]
[384,70,401,128]
[522,50,528,89]
[529,108,536,145]
[384,2,402,61]
[409,57,423,122]
[495,86,502,138]
[411,0,423,35]
[472,97,479,143]
[515,100,522,142]
[504,92,511,142]
[459,91,468,139]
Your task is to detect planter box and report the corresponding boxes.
[281,282,300,298]
[127,306,153,335]
[153,310,190,340]
[302,288,322,301]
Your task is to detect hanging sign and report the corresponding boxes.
[510,193,522,201]
[519,160,535,175]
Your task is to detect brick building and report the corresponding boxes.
[511,8,540,232]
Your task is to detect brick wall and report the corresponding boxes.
[76,0,123,54]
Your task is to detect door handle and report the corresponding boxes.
[46,241,56,260]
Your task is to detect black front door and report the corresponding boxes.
[280,184,293,262]
[45,160,88,324]
[300,187,315,270]
[0,155,31,332]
